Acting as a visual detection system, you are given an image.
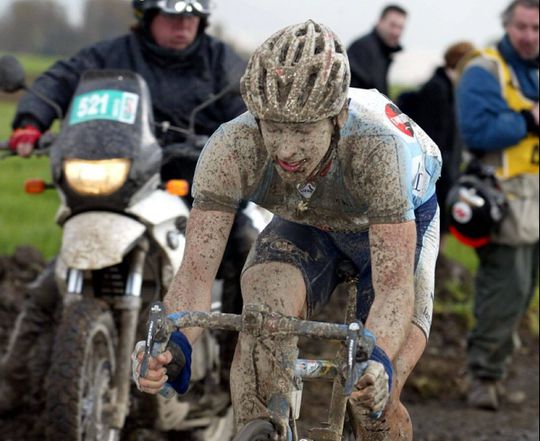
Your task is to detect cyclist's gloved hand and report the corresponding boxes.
[8,125,42,157]
[131,330,192,395]
[164,330,192,395]
[351,344,393,418]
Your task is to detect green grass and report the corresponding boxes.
[0,156,60,259]
[442,236,479,273]
[0,101,16,139]
[0,99,60,259]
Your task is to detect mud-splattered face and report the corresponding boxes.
[259,119,334,183]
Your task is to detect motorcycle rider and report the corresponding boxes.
[134,20,441,440]
[0,0,255,414]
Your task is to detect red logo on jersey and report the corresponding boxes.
[385,103,414,137]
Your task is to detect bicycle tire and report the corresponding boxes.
[232,419,277,441]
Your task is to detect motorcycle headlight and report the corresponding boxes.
[64,158,131,196]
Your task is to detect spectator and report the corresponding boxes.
[347,4,407,96]
[410,41,475,238]
[456,0,539,410]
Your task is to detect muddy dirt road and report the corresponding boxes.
[0,247,538,440]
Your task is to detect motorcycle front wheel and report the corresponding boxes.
[184,406,235,441]
[232,419,277,441]
[45,298,117,441]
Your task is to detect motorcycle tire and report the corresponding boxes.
[183,406,235,441]
[45,298,117,441]
[232,419,277,441]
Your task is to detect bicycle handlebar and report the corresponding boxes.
[169,306,358,342]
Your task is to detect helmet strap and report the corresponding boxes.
[304,117,341,182]
[295,118,341,215]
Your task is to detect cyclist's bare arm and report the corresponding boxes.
[366,221,416,360]
[136,208,234,394]
[164,207,235,343]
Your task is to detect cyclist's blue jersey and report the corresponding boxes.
[193,88,442,232]
[346,88,441,210]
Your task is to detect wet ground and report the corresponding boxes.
[0,247,538,440]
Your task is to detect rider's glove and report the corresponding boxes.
[131,329,192,395]
[351,330,394,419]
[8,125,42,152]
[370,345,393,393]
[165,330,192,395]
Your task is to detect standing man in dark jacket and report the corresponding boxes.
[412,41,474,236]
[347,4,407,96]
[0,0,255,414]
[456,0,539,411]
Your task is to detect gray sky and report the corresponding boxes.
[0,0,512,84]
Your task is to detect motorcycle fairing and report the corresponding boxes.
[127,190,189,285]
[60,211,146,270]
[127,189,189,225]
[50,70,162,213]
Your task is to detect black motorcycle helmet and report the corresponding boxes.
[132,0,211,31]
[446,171,507,248]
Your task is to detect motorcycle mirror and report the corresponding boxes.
[188,82,239,135]
[0,55,27,93]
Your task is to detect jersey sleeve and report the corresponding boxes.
[192,126,244,213]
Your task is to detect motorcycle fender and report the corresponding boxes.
[60,212,146,270]
[127,189,189,225]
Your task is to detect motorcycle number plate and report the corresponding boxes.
[69,90,139,126]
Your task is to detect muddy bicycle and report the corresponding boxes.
[143,273,377,441]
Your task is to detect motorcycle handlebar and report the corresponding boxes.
[0,140,14,159]
[162,142,203,163]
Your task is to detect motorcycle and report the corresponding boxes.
[0,54,267,441]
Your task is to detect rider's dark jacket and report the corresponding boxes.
[13,28,247,147]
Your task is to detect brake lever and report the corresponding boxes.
[141,301,176,399]
[344,322,361,396]
[345,327,382,420]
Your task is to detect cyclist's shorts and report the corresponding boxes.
[243,194,440,339]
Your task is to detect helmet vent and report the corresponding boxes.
[279,44,289,64]
[293,42,305,64]
[278,80,293,106]
[314,40,324,55]
[258,68,268,106]
[297,71,318,109]
[322,63,342,106]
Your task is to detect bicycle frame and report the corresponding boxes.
[155,282,375,441]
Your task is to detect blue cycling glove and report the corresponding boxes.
[164,329,192,395]
[363,328,393,392]
[370,345,393,392]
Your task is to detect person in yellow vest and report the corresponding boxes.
[456,0,539,410]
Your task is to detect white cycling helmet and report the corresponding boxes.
[241,20,350,123]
